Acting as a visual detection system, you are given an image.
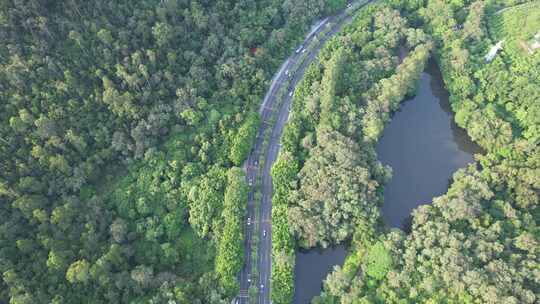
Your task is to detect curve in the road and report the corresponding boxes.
[238,2,371,303]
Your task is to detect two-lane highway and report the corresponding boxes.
[238,2,369,303]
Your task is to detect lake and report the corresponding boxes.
[377,60,481,229]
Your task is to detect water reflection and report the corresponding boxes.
[427,62,481,155]
[377,60,482,229]
[293,245,347,304]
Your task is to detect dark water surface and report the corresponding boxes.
[293,245,347,304]
[377,60,481,228]
[293,60,480,303]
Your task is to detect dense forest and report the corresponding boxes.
[1,0,538,303]
[271,4,433,303]
[0,0,344,303]
[307,0,539,303]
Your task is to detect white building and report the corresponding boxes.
[485,40,504,62]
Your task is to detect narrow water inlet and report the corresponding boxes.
[293,245,347,304]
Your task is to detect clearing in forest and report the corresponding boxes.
[490,2,540,57]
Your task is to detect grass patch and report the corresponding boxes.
[490,2,540,59]
[364,241,393,280]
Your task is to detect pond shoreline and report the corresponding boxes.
[292,59,481,303]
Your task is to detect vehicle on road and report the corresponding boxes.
[237,3,369,302]
[248,178,253,186]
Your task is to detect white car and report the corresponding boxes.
[288,91,293,97]
[302,48,306,53]
[247,217,251,225]
[285,69,289,76]
[248,179,253,186]
[295,46,303,53]
[263,230,267,237]
[260,284,264,289]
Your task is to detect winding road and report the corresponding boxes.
[238,2,368,303]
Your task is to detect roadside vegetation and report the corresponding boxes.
[0,0,344,302]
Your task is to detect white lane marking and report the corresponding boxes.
[259,59,290,114]
[305,17,329,40]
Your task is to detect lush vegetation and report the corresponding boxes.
[0,0,343,302]
[313,0,540,303]
[271,4,433,303]
[1,0,538,303]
